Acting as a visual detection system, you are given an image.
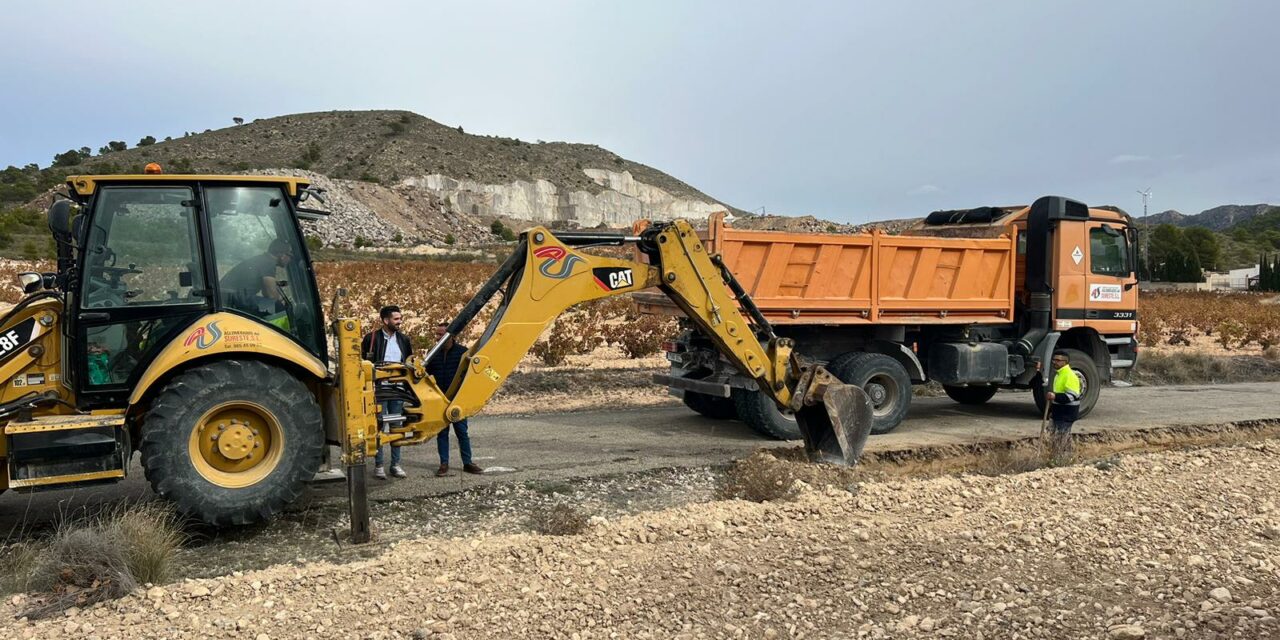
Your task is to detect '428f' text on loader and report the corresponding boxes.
[0,171,868,541]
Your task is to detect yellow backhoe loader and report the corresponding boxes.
[0,171,868,540]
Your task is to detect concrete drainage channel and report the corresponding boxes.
[155,418,1280,581]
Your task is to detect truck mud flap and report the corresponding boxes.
[791,366,873,466]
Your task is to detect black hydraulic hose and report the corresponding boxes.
[552,231,642,246]
[711,254,776,340]
[423,241,529,366]
[0,291,61,327]
[446,241,526,336]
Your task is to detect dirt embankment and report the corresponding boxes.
[10,442,1278,640]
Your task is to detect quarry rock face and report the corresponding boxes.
[402,168,726,228]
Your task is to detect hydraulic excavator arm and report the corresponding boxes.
[333,219,871,542]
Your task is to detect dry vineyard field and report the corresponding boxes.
[4,259,1280,360]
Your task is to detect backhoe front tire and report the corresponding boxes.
[141,360,323,527]
[733,388,801,440]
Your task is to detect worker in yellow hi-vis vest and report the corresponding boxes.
[1044,349,1082,458]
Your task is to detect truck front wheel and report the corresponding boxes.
[832,353,913,434]
[141,359,324,526]
[1032,348,1101,419]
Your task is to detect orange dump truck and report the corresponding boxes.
[639,196,1140,438]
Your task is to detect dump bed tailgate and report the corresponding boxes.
[636,214,1016,325]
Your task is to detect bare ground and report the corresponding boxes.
[7,431,1280,640]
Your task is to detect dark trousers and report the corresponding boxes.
[1049,417,1075,458]
[437,419,472,466]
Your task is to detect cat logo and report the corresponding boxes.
[592,267,635,292]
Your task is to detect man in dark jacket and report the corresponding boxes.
[427,323,483,477]
[361,305,413,480]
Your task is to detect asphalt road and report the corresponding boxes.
[5,381,1279,533]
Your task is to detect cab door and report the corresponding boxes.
[74,185,211,407]
[1083,221,1138,332]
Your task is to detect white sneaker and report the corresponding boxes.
[391,465,407,479]
[374,466,387,480]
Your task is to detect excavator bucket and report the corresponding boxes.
[791,366,874,465]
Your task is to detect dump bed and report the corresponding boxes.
[636,213,1016,325]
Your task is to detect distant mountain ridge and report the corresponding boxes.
[1139,204,1275,231]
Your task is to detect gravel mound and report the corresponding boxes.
[8,443,1279,639]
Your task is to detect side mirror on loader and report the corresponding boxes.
[47,199,83,245]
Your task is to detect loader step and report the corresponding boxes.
[6,414,129,491]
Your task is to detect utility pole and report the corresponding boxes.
[1137,188,1152,278]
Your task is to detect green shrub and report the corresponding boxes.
[444,233,456,245]
[305,235,323,251]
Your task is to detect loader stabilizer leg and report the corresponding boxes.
[347,463,370,543]
[791,366,873,466]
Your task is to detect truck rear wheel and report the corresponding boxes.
[674,368,738,420]
[141,359,323,526]
[832,353,912,434]
[732,389,801,440]
[1032,348,1100,419]
[943,384,999,405]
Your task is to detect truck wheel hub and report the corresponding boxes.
[866,383,887,404]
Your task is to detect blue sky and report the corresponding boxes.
[2,1,1277,222]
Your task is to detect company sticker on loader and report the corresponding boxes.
[184,321,223,350]
[592,267,635,291]
[0,318,38,364]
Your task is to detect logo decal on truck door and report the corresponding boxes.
[1089,283,1123,302]
[1071,246,1084,265]
[592,267,635,291]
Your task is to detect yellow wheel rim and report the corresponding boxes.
[187,401,285,489]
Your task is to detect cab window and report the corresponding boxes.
[1090,226,1130,276]
[206,186,323,354]
[80,186,201,308]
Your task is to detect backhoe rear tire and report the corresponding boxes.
[943,384,999,405]
[141,359,323,527]
[732,388,801,440]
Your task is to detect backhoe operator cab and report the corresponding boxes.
[0,173,332,526]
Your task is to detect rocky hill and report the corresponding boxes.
[1140,204,1275,231]
[26,110,738,247]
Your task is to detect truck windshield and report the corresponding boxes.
[207,186,324,355]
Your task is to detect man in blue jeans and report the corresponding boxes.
[361,305,413,480]
[427,323,483,477]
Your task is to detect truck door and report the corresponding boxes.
[1083,221,1138,332]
